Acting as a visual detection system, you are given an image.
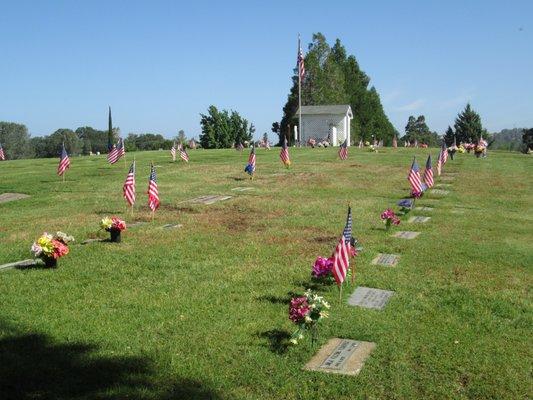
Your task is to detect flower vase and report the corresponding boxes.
[109,229,121,243]
[310,325,319,347]
[475,152,481,158]
[385,219,392,231]
[43,257,57,268]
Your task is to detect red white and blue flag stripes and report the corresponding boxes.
[297,38,305,81]
[332,235,350,286]
[147,164,160,211]
[408,157,423,194]
[123,161,136,206]
[423,154,434,188]
[338,139,348,160]
[280,137,290,167]
[436,140,448,176]
[57,143,70,176]
[0,144,5,161]
[244,144,256,176]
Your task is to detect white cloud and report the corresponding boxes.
[394,99,425,112]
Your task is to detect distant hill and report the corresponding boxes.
[490,128,525,151]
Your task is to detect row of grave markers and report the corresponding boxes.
[303,173,455,375]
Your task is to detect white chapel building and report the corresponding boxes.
[296,105,353,146]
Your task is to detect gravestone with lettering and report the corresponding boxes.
[189,195,232,205]
[408,216,431,223]
[0,193,30,204]
[392,231,420,239]
[371,253,400,267]
[348,287,394,310]
[304,338,376,376]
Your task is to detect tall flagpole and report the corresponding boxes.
[298,34,302,148]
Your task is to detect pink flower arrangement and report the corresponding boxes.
[100,217,126,232]
[380,208,400,230]
[288,290,330,345]
[311,256,334,279]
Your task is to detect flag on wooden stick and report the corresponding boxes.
[338,139,348,160]
[147,164,160,212]
[57,143,70,176]
[123,161,136,206]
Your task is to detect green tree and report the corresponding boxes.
[454,103,484,143]
[177,130,187,145]
[75,126,108,154]
[277,33,395,145]
[199,106,253,149]
[522,128,533,152]
[0,122,33,159]
[444,126,455,146]
[47,129,82,157]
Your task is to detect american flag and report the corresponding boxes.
[147,164,160,211]
[107,144,119,164]
[178,144,189,162]
[123,161,136,206]
[280,137,290,167]
[338,138,348,160]
[244,144,256,176]
[408,157,423,194]
[343,206,352,247]
[0,144,5,161]
[423,154,434,188]
[170,142,177,161]
[57,143,70,176]
[297,37,305,81]
[436,140,448,176]
[117,138,125,159]
[332,235,350,286]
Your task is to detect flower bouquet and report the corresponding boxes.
[289,290,330,345]
[101,217,126,242]
[311,256,334,281]
[474,145,484,158]
[380,209,400,230]
[31,231,74,267]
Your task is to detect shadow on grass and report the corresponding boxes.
[255,291,298,305]
[0,321,226,400]
[293,279,334,292]
[257,329,291,355]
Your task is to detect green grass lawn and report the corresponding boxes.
[0,148,531,399]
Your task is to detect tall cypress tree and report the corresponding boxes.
[107,106,113,151]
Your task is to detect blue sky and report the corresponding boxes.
[1,1,532,139]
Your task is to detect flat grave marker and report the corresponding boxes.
[434,183,452,188]
[430,189,450,196]
[162,223,183,229]
[347,287,395,310]
[408,216,431,223]
[129,221,147,228]
[188,195,232,205]
[0,193,30,204]
[392,231,420,239]
[440,176,455,181]
[0,259,39,271]
[231,187,254,192]
[304,338,376,376]
[414,206,433,212]
[371,253,400,267]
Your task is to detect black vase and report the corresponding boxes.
[109,229,121,243]
[43,257,57,268]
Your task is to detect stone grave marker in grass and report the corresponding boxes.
[434,183,452,188]
[347,287,394,310]
[188,195,232,205]
[430,189,449,196]
[371,253,400,267]
[392,231,420,239]
[304,338,376,376]
[231,187,254,192]
[162,223,183,229]
[408,216,431,223]
[129,221,147,228]
[414,206,433,212]
[0,259,40,271]
[440,176,455,181]
[0,193,30,204]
